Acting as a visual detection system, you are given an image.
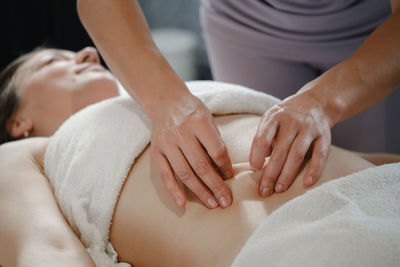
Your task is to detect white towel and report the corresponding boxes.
[232,162,400,267]
[44,81,280,266]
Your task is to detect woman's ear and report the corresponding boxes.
[8,114,33,138]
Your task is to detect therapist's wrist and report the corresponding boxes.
[298,63,356,127]
[297,83,341,129]
[140,69,192,121]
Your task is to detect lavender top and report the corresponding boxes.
[201,0,391,62]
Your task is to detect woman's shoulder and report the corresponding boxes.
[0,137,49,170]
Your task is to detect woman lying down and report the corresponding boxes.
[1,47,399,267]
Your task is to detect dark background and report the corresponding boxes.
[0,0,210,77]
[1,0,94,70]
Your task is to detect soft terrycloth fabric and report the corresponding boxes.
[43,81,280,266]
[232,162,400,267]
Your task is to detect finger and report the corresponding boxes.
[275,132,313,193]
[164,144,220,209]
[259,128,297,197]
[152,147,186,208]
[249,118,278,171]
[180,136,232,208]
[195,119,233,180]
[303,136,330,186]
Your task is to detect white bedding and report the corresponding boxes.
[232,162,400,267]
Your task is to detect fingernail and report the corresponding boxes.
[224,170,233,179]
[260,187,270,197]
[306,176,313,185]
[207,198,218,209]
[275,184,283,193]
[219,196,229,208]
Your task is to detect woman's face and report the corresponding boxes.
[15,47,119,136]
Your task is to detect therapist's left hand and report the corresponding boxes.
[249,91,332,197]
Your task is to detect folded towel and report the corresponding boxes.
[232,162,400,267]
[44,81,280,266]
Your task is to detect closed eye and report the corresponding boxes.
[36,57,58,70]
[45,56,64,66]
[37,54,69,69]
[45,58,56,65]
[33,50,73,71]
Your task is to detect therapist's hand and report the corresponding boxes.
[249,91,332,197]
[150,91,233,209]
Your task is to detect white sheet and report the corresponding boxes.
[232,162,400,267]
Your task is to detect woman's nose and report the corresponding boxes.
[75,47,100,64]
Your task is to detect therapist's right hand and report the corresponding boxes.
[150,90,233,209]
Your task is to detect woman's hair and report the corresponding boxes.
[0,48,45,145]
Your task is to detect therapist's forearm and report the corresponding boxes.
[299,10,400,126]
[77,0,188,119]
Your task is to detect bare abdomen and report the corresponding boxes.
[109,114,374,266]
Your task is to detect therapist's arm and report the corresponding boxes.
[309,0,400,124]
[76,0,233,209]
[250,0,400,196]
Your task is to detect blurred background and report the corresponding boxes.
[0,0,211,80]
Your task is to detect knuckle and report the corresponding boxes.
[253,136,268,148]
[317,147,328,159]
[279,173,293,186]
[304,117,314,128]
[271,152,285,163]
[177,168,191,182]
[272,111,282,120]
[267,105,280,114]
[286,112,298,122]
[210,145,227,161]
[292,149,305,161]
[262,112,273,122]
[171,127,184,139]
[261,113,269,120]
[160,171,171,182]
[160,172,174,190]
[194,113,208,123]
[268,113,280,123]
[193,161,210,175]
[263,177,276,187]
[291,116,306,129]
[260,172,271,184]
